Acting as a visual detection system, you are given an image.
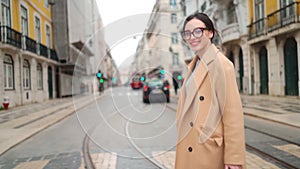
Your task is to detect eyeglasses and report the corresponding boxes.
[181,27,209,40]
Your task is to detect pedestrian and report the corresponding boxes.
[175,12,246,169]
[173,77,179,95]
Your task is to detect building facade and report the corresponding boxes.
[52,0,109,97]
[248,0,300,96]
[0,0,117,108]
[0,0,58,107]
[134,0,186,87]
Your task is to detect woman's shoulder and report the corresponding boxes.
[216,51,234,70]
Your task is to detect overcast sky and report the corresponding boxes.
[96,0,156,67]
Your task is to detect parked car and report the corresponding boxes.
[143,79,170,103]
[130,77,143,89]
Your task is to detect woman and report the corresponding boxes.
[175,12,246,169]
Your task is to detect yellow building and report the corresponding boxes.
[0,0,58,107]
[248,0,300,96]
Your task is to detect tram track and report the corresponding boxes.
[125,118,167,169]
[81,101,168,169]
[245,125,300,169]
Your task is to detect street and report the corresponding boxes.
[0,87,299,169]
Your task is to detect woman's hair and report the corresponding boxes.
[182,12,216,41]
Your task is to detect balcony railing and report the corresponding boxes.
[0,25,58,62]
[248,2,300,40]
[221,23,240,43]
[39,43,48,58]
[24,36,37,53]
[267,2,300,32]
[0,26,22,48]
[50,49,58,61]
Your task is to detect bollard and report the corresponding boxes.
[3,96,9,110]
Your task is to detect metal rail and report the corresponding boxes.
[125,118,167,169]
[246,144,299,169]
[82,133,96,169]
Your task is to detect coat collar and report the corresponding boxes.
[178,44,220,123]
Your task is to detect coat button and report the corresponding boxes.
[199,96,204,101]
[189,122,193,127]
[188,147,193,152]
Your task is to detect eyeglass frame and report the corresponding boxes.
[180,27,210,40]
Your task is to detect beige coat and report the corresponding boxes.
[175,44,246,169]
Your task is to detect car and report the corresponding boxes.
[143,79,170,103]
[130,77,143,89]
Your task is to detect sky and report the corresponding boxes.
[96,0,157,67]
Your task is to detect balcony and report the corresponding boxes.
[0,25,58,62]
[267,2,300,32]
[39,43,48,58]
[0,26,22,48]
[50,49,58,61]
[24,36,37,53]
[248,2,300,40]
[221,23,241,44]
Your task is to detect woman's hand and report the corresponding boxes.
[225,164,242,169]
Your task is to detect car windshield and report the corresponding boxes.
[147,80,163,87]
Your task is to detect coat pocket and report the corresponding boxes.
[206,136,223,147]
[197,124,223,146]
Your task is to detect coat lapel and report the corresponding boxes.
[178,44,219,123]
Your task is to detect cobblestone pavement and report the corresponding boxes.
[2,147,299,169]
[241,94,300,114]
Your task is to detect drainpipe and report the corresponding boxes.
[19,54,23,105]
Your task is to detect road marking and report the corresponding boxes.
[152,151,175,169]
[91,153,117,169]
[13,160,49,169]
[273,144,300,158]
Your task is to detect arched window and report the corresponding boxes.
[23,59,31,89]
[3,55,14,89]
[37,63,43,89]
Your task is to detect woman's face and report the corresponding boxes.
[184,18,213,52]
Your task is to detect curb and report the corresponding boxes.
[0,94,103,156]
[244,111,300,129]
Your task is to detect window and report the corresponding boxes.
[172,53,179,65]
[255,0,265,32]
[171,33,178,44]
[227,0,237,24]
[1,0,11,26]
[171,13,177,24]
[170,0,176,8]
[44,0,49,8]
[20,5,28,36]
[3,55,14,89]
[201,1,207,12]
[37,63,43,89]
[35,16,41,43]
[46,24,50,47]
[23,59,30,89]
[281,0,294,19]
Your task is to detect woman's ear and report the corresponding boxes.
[208,30,214,39]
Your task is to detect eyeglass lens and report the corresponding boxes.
[182,28,204,40]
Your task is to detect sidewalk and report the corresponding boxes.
[0,93,100,156]
[170,90,300,128]
[241,94,300,128]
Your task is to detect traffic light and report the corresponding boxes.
[160,69,165,75]
[99,78,104,83]
[97,71,102,78]
[177,75,182,80]
[140,76,145,81]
